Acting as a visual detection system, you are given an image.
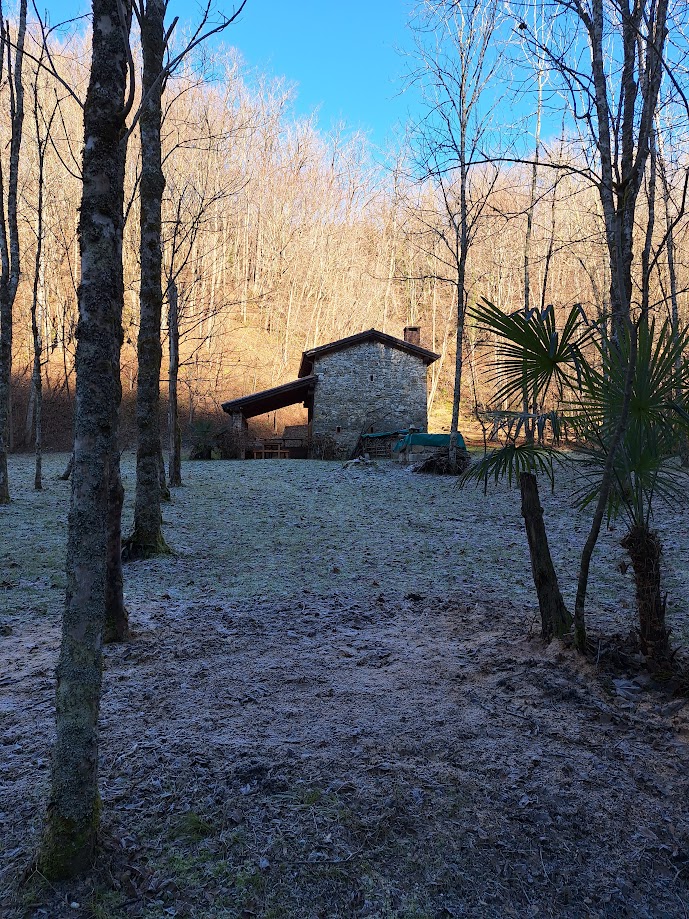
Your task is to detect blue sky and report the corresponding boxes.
[229,0,416,151]
[42,0,418,152]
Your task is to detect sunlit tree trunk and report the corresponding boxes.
[30,241,44,491]
[583,0,669,337]
[522,66,542,442]
[657,135,688,466]
[30,61,52,491]
[168,277,182,486]
[449,157,468,467]
[39,0,132,878]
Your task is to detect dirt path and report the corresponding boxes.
[2,455,689,917]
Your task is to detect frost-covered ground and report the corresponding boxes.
[2,453,689,918]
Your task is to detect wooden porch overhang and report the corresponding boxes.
[221,374,318,419]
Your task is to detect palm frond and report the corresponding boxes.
[459,443,564,491]
[469,299,592,407]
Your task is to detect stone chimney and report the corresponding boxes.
[403,326,421,347]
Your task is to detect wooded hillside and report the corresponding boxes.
[6,26,688,447]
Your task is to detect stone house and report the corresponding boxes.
[221,327,440,458]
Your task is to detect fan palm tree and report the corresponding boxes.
[463,299,689,657]
[572,317,689,656]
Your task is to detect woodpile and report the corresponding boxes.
[413,448,470,476]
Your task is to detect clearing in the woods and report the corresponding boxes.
[2,453,689,918]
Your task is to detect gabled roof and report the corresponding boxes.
[298,329,440,378]
[222,375,317,419]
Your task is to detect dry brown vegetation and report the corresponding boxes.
[5,29,688,448]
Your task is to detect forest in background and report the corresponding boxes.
[5,11,688,450]
[2,0,689,902]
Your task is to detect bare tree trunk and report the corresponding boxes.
[657,137,688,466]
[38,0,132,878]
[520,472,571,640]
[127,0,169,558]
[104,451,129,643]
[523,66,542,442]
[540,171,559,313]
[158,446,170,499]
[0,0,27,504]
[24,379,34,446]
[58,452,74,481]
[449,160,468,467]
[104,131,130,643]
[583,0,669,338]
[168,277,182,486]
[33,363,42,489]
[30,69,49,491]
[640,129,657,317]
[408,1,502,468]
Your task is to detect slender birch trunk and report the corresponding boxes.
[39,0,132,877]
[0,0,26,504]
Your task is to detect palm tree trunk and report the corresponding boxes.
[574,320,637,651]
[520,472,571,640]
[622,524,668,658]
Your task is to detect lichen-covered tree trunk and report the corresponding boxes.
[520,472,571,641]
[0,0,27,504]
[38,0,131,879]
[104,123,130,644]
[158,446,170,500]
[104,449,129,643]
[168,277,182,486]
[128,0,169,558]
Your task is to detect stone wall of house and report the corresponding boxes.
[311,341,429,457]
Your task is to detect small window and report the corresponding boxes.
[370,374,375,382]
[336,426,341,434]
